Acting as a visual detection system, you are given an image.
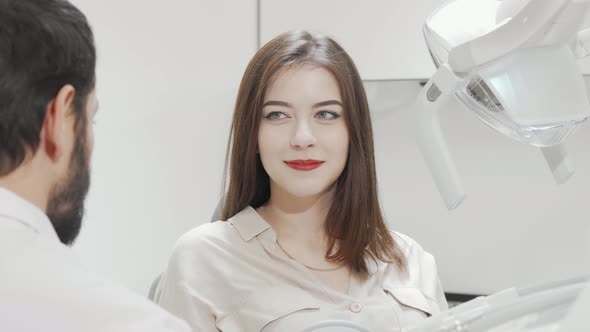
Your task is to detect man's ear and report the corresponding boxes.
[41,85,76,162]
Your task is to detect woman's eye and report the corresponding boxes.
[316,111,339,120]
[264,112,287,120]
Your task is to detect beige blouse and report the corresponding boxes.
[155,206,448,331]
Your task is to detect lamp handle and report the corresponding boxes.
[540,143,575,184]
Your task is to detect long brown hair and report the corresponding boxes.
[222,30,405,275]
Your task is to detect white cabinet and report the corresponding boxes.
[260,0,447,80]
[261,0,590,78]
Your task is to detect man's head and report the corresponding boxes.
[0,0,97,245]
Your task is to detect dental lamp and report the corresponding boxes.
[416,0,590,210]
[415,0,590,330]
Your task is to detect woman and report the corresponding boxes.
[156,30,448,331]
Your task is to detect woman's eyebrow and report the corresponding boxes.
[262,100,292,108]
[312,100,343,108]
[262,99,343,108]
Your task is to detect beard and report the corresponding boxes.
[46,122,91,246]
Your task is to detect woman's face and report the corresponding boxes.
[258,64,349,199]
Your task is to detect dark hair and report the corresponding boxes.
[222,30,406,275]
[0,0,96,176]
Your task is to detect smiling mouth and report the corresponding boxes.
[284,159,325,171]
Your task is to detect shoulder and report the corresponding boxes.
[175,220,235,250]
[165,208,262,279]
[174,206,260,249]
[2,242,189,331]
[71,279,191,331]
[174,203,260,251]
[166,221,237,271]
[391,230,431,262]
[156,209,266,316]
[171,206,266,260]
[387,230,442,293]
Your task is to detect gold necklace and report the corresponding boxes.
[275,239,345,272]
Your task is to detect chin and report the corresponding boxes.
[286,188,325,198]
[281,179,336,199]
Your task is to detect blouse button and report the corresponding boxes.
[350,302,363,313]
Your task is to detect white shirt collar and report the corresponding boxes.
[0,187,59,242]
[229,205,380,275]
[229,206,274,242]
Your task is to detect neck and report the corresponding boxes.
[0,160,50,213]
[260,182,335,248]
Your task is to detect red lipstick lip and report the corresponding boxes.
[284,159,324,171]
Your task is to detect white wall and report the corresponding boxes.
[70,0,258,295]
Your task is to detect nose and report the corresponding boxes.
[290,119,316,149]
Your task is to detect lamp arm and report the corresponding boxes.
[415,65,466,210]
